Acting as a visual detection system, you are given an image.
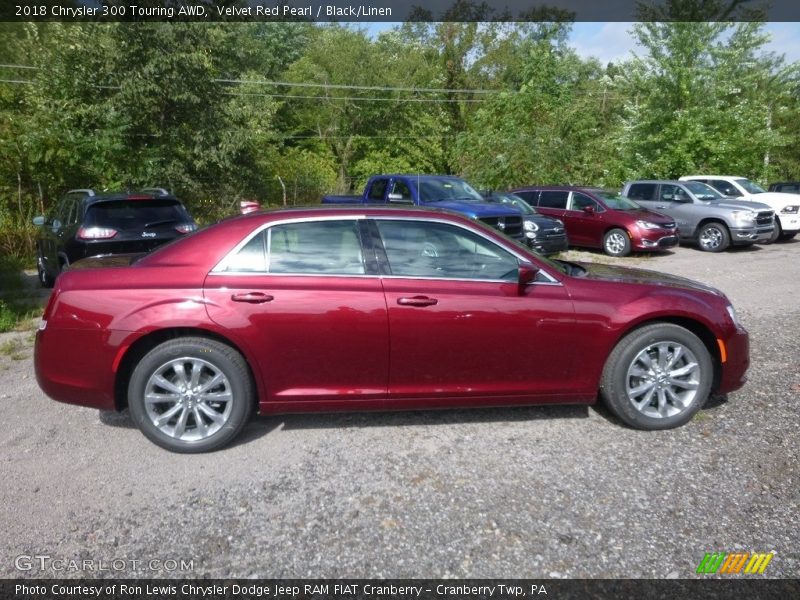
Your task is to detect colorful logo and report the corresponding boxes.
[696,552,774,574]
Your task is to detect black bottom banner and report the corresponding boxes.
[3,579,799,600]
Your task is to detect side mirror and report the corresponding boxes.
[518,262,539,294]
[388,193,412,203]
[32,216,45,226]
[582,205,595,214]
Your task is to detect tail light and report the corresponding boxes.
[175,223,197,234]
[77,226,117,240]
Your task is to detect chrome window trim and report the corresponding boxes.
[210,213,562,285]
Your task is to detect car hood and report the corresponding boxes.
[426,200,521,218]
[576,262,723,296]
[68,253,144,270]
[706,198,773,211]
[747,192,799,208]
[527,214,564,229]
[627,208,675,223]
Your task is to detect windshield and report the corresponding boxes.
[418,179,484,203]
[594,190,641,210]
[735,178,766,194]
[482,192,536,215]
[684,181,723,201]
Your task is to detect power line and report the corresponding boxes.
[0,78,34,84]
[222,91,484,103]
[213,78,506,95]
[0,64,38,70]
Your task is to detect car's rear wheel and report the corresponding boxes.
[128,337,254,453]
[600,323,713,430]
[603,228,631,257]
[697,222,730,252]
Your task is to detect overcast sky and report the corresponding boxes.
[367,22,800,66]
[570,22,800,65]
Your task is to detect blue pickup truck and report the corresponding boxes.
[322,175,524,240]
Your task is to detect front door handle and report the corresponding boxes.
[231,292,274,304]
[397,296,438,307]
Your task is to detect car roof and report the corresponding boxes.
[68,191,182,207]
[626,180,687,185]
[511,185,603,192]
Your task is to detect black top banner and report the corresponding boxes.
[2,0,800,22]
[3,579,800,600]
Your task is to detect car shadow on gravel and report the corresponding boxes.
[249,403,590,433]
[589,393,730,427]
[99,404,591,449]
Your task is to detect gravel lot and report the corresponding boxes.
[1,241,798,579]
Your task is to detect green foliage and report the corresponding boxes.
[2,7,800,266]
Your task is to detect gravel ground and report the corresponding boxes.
[0,241,798,579]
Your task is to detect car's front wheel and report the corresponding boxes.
[128,337,254,453]
[600,323,713,430]
[603,228,631,257]
[697,222,730,252]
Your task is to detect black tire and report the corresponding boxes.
[128,337,254,453]
[765,218,780,244]
[697,222,730,252]
[603,228,632,257]
[36,255,55,288]
[779,232,797,241]
[600,323,714,430]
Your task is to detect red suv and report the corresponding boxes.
[511,186,678,256]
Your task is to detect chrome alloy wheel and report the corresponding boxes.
[625,341,701,418]
[699,226,723,250]
[143,357,233,441]
[605,231,627,254]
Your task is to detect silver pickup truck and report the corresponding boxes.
[622,180,775,252]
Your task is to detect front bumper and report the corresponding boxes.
[632,231,679,251]
[731,225,773,244]
[777,213,800,233]
[717,326,750,395]
[527,233,568,255]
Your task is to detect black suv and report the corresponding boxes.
[479,191,568,254]
[33,188,196,287]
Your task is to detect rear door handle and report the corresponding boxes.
[231,292,274,304]
[397,296,438,307]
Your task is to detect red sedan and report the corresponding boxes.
[35,207,749,452]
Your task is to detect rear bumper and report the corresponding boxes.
[717,327,750,395]
[35,327,118,410]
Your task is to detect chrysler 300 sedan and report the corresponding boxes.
[35,206,750,452]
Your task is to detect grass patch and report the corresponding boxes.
[0,337,29,360]
[0,255,42,332]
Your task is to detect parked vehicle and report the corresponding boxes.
[322,175,525,240]
[679,175,799,242]
[35,206,750,452]
[32,188,196,287]
[510,186,678,257]
[768,182,800,194]
[479,191,568,255]
[623,180,775,252]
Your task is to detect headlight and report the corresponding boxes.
[781,205,799,214]
[731,210,755,223]
[524,220,539,232]
[636,220,660,230]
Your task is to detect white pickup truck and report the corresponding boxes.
[679,176,800,242]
